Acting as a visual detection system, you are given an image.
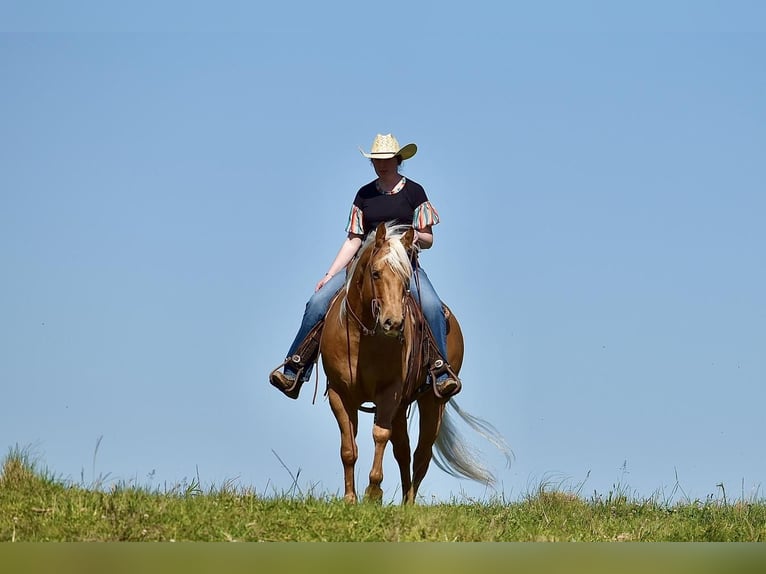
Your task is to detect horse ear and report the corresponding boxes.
[401,228,415,252]
[374,222,387,248]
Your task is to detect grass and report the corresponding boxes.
[2,447,765,542]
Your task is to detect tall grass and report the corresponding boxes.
[1,448,764,542]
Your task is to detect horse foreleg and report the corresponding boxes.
[390,408,413,504]
[412,394,445,501]
[364,422,391,503]
[328,388,359,503]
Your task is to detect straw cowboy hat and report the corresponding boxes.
[360,133,417,160]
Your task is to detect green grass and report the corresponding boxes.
[2,448,765,542]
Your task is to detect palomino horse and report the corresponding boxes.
[320,222,510,503]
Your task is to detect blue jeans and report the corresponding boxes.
[408,266,449,362]
[284,267,449,381]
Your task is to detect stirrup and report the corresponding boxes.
[429,359,462,400]
[269,355,307,400]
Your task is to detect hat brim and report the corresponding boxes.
[360,142,417,161]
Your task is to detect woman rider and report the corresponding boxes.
[269,133,461,400]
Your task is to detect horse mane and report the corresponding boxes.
[339,223,414,320]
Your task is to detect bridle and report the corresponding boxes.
[345,243,382,336]
[345,242,408,338]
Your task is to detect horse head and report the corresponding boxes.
[347,223,415,338]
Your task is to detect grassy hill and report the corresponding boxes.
[2,448,765,542]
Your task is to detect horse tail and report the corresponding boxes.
[432,399,513,486]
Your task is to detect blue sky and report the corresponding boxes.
[1,1,764,503]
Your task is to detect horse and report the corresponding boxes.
[319,222,511,503]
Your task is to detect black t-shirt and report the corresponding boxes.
[350,178,429,238]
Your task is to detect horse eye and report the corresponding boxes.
[372,270,381,280]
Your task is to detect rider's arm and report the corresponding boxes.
[414,225,433,250]
[327,233,363,275]
[315,233,363,291]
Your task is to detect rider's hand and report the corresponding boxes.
[315,273,333,292]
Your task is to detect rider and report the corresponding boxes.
[269,133,461,400]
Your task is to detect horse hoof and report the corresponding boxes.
[364,486,384,503]
[343,493,358,504]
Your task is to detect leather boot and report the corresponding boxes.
[269,355,308,400]
[430,358,462,399]
[269,321,324,400]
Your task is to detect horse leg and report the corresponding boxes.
[327,387,359,503]
[411,393,445,500]
[364,422,391,503]
[390,408,413,505]
[364,388,400,503]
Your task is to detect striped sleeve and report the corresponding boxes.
[345,204,364,234]
[413,201,440,229]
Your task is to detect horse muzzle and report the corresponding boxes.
[379,316,404,338]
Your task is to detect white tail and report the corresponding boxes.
[431,399,513,485]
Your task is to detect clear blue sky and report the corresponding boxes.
[2,1,764,503]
